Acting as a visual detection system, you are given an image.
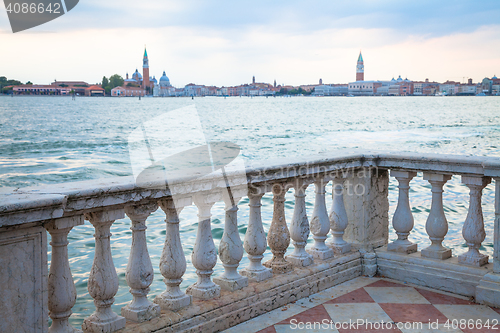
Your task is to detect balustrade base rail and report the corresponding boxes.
[376,247,500,308]
[122,252,362,333]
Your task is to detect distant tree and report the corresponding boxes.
[58,84,68,87]
[6,79,22,86]
[26,81,33,85]
[0,77,23,93]
[102,76,109,88]
[126,82,140,87]
[1,86,13,94]
[109,74,124,89]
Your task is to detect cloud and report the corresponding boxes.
[1,0,499,36]
[0,1,498,85]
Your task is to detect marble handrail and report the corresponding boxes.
[2,150,499,227]
[1,150,499,333]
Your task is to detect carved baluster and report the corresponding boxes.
[264,183,293,274]
[214,192,248,291]
[308,177,334,260]
[388,170,418,254]
[241,190,273,282]
[458,176,491,266]
[329,176,351,254]
[45,216,84,333]
[83,210,126,333]
[154,197,192,311]
[186,194,221,299]
[121,203,160,322]
[495,178,500,274]
[286,178,313,267]
[421,173,453,260]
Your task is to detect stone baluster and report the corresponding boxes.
[187,194,221,299]
[421,173,452,260]
[286,178,314,267]
[45,216,84,333]
[308,177,334,260]
[388,170,418,254]
[475,177,500,307]
[241,190,273,282]
[495,178,500,274]
[121,203,160,322]
[458,176,491,266]
[82,209,126,333]
[154,197,192,311]
[329,175,351,254]
[264,183,293,274]
[214,192,248,291]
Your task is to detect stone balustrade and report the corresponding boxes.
[0,150,499,332]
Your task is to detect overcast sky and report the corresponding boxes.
[1,0,499,86]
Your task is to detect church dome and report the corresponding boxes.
[159,71,170,87]
[396,75,403,82]
[151,76,157,84]
[493,75,498,79]
[132,69,142,81]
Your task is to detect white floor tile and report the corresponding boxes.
[323,303,393,323]
[434,304,500,323]
[364,286,430,304]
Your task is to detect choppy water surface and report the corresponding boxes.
[0,96,499,325]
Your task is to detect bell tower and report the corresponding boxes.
[143,47,150,91]
[356,51,364,81]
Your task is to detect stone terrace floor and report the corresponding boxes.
[222,277,500,333]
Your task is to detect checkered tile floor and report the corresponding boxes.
[223,277,500,333]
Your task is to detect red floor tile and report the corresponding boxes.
[416,288,475,305]
[338,323,402,332]
[325,287,375,304]
[256,326,277,333]
[380,303,449,323]
[276,304,331,324]
[365,280,410,288]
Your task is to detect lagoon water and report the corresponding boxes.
[1,95,499,325]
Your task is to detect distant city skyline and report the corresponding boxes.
[1,0,499,86]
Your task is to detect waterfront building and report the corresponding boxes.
[111,86,145,97]
[481,76,500,95]
[13,84,70,95]
[12,80,99,96]
[439,81,460,96]
[457,79,478,96]
[84,85,105,96]
[413,78,439,96]
[184,83,204,97]
[313,84,348,96]
[348,81,375,95]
